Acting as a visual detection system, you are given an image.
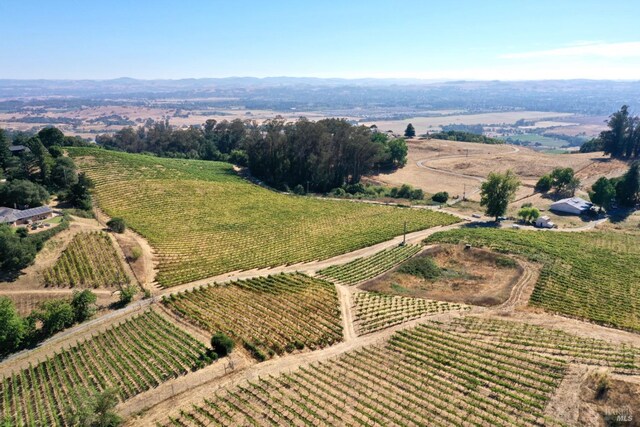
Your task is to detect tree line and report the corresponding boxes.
[96,118,408,192]
[580,105,640,158]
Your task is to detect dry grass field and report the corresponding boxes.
[362,111,575,134]
[373,138,629,203]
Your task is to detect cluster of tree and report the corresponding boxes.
[589,162,640,210]
[0,290,97,356]
[442,124,485,134]
[517,206,541,224]
[330,182,423,201]
[428,130,503,145]
[480,170,520,221]
[579,138,605,153]
[246,119,408,192]
[95,118,248,163]
[0,216,70,272]
[96,118,409,192]
[0,127,94,211]
[598,105,640,158]
[535,167,580,196]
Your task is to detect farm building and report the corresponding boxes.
[0,206,53,226]
[8,145,30,154]
[535,215,555,229]
[549,197,592,215]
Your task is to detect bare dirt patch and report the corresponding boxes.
[547,366,640,427]
[361,244,521,306]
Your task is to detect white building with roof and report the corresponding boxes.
[549,197,592,215]
[535,215,555,229]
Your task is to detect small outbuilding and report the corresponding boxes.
[535,216,555,229]
[549,197,592,215]
[0,206,53,226]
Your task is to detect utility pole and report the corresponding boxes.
[401,221,407,246]
[306,180,310,194]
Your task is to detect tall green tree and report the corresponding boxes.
[0,128,11,171]
[0,297,25,355]
[67,172,94,210]
[0,225,36,271]
[589,177,616,211]
[616,161,640,206]
[0,179,50,208]
[51,157,78,189]
[71,290,97,323]
[37,127,65,148]
[404,123,416,138]
[480,170,520,221]
[550,167,580,196]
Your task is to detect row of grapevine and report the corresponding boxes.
[162,273,343,360]
[427,228,640,332]
[317,244,421,285]
[0,310,210,427]
[353,291,468,334]
[162,322,566,427]
[42,232,129,289]
[69,148,458,287]
[439,317,640,374]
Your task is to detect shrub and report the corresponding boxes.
[535,175,553,193]
[129,246,142,261]
[593,371,610,400]
[71,289,97,323]
[397,256,441,280]
[331,187,346,197]
[118,285,137,306]
[211,332,235,357]
[432,191,449,203]
[495,256,517,268]
[106,217,126,233]
[292,184,306,195]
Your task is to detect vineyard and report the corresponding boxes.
[317,244,421,286]
[426,229,640,332]
[43,232,129,288]
[438,317,640,374]
[353,291,467,334]
[162,273,343,360]
[0,310,210,427]
[67,148,458,287]
[163,322,566,427]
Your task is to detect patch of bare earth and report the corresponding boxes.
[547,366,640,426]
[361,244,522,306]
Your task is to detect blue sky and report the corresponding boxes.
[1,0,639,80]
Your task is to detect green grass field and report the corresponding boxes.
[426,229,640,332]
[68,148,458,287]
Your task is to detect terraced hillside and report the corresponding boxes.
[163,323,567,427]
[317,244,421,285]
[427,229,640,332]
[43,231,129,288]
[0,310,210,427]
[68,148,458,287]
[162,273,342,360]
